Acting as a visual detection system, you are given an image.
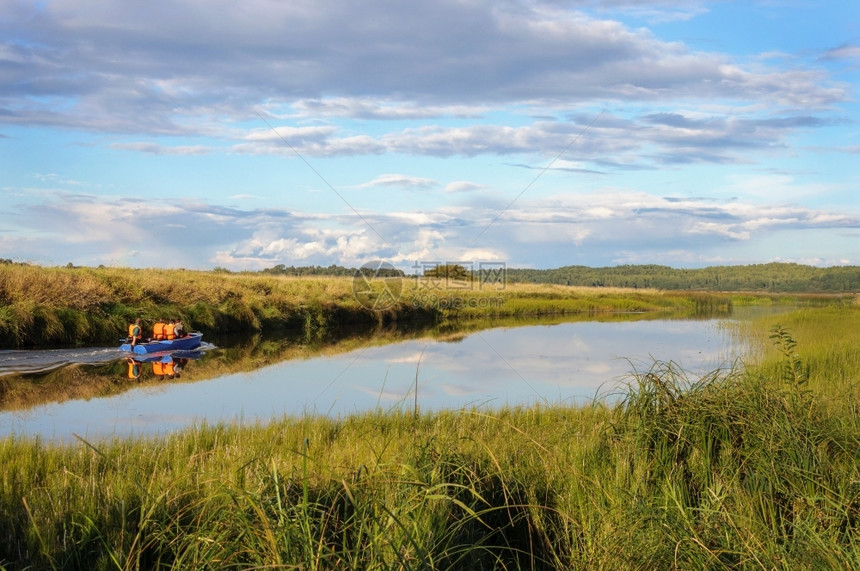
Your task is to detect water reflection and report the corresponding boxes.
[0,311,749,442]
[126,351,201,381]
[270,318,741,416]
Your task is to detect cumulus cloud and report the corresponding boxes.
[222,109,834,170]
[0,0,847,138]
[5,188,858,270]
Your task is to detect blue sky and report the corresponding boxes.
[1,0,858,271]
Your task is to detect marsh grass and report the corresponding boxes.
[2,304,859,569]
[735,304,860,401]
[5,264,838,348]
[0,266,384,347]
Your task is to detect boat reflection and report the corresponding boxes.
[126,351,201,381]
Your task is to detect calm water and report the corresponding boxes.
[0,315,748,442]
[0,320,740,440]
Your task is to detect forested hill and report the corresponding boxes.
[252,261,858,292]
[503,263,859,293]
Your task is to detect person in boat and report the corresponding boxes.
[153,318,167,340]
[128,318,143,347]
[173,317,185,338]
[164,319,176,340]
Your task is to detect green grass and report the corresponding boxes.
[0,266,374,347]
[1,304,859,569]
[4,264,851,347]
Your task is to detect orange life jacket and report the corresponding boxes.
[164,323,176,340]
[163,361,175,377]
[127,360,141,379]
[153,322,166,340]
[128,323,141,338]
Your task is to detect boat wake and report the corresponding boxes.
[0,347,123,376]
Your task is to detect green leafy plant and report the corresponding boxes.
[769,324,809,399]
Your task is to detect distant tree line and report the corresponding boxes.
[422,264,470,280]
[259,264,357,276]
[249,262,857,292]
[504,263,859,293]
[258,264,404,278]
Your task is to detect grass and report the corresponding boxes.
[3,264,852,348]
[0,266,372,347]
[1,303,859,569]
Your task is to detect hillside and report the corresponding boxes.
[503,262,859,293]
[256,261,858,293]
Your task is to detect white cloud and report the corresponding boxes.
[4,187,858,270]
[351,174,439,190]
[290,98,487,120]
[1,0,847,138]
[445,181,487,193]
[687,221,751,240]
[218,109,837,170]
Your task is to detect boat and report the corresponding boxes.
[120,332,203,355]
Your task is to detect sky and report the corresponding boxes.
[1,0,858,272]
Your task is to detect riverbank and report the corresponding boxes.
[1,264,851,348]
[1,304,858,568]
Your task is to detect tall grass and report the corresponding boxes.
[733,304,860,402]
[1,305,859,568]
[0,265,785,348]
[0,266,374,347]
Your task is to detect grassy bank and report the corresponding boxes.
[0,265,374,348]
[1,264,850,348]
[1,304,858,568]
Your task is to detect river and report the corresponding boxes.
[0,312,759,442]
